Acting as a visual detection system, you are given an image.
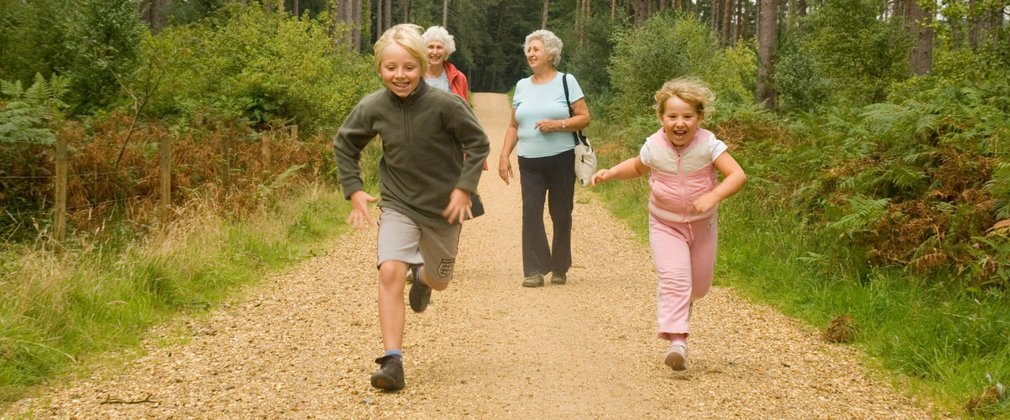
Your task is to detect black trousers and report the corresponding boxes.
[518,149,575,277]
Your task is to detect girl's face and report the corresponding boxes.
[525,39,552,71]
[379,43,421,98]
[659,96,703,147]
[426,40,447,67]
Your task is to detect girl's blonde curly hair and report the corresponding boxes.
[654,77,716,119]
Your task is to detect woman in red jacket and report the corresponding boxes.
[422,26,469,102]
[423,26,486,172]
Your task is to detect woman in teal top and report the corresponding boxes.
[497,29,591,288]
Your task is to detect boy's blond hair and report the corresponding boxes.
[654,77,716,118]
[373,24,428,74]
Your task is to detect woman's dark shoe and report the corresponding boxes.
[550,272,567,285]
[522,273,544,288]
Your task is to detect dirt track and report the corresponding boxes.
[3,93,939,418]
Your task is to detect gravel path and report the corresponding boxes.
[4,93,939,419]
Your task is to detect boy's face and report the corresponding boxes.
[659,96,702,147]
[379,43,421,98]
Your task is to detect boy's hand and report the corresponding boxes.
[442,188,474,224]
[347,190,378,228]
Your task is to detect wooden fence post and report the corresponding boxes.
[220,133,231,197]
[160,134,171,220]
[53,135,67,241]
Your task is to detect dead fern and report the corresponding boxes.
[822,315,858,344]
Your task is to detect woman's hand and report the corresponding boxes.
[347,190,378,228]
[534,119,564,132]
[498,155,513,185]
[442,188,474,224]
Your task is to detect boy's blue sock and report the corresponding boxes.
[384,349,403,360]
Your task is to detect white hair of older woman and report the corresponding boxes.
[523,29,563,68]
[422,26,457,56]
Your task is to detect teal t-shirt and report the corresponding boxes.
[512,72,584,158]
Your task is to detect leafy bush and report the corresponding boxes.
[0,0,145,113]
[562,14,622,108]
[607,12,755,123]
[776,0,910,112]
[773,79,1010,288]
[137,5,377,134]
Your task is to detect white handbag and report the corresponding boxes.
[562,73,596,186]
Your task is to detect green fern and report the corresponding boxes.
[827,194,891,239]
[987,161,1010,219]
[0,73,68,145]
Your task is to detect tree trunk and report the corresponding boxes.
[142,0,167,33]
[376,0,383,37]
[906,0,933,75]
[632,0,648,26]
[293,0,299,16]
[352,0,362,53]
[736,0,746,41]
[443,0,449,27]
[541,0,549,29]
[892,0,903,20]
[403,0,411,22]
[710,0,719,32]
[722,0,733,44]
[756,0,777,110]
[384,0,391,29]
[612,0,617,19]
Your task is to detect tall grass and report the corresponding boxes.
[590,123,1010,417]
[0,183,349,403]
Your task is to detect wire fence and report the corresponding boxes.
[2,125,306,243]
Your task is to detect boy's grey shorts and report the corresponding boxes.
[377,207,461,287]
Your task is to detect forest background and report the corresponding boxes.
[1,0,1008,416]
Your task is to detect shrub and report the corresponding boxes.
[607,13,754,123]
[137,5,377,135]
[776,0,910,111]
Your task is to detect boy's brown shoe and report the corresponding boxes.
[408,264,431,312]
[370,355,405,391]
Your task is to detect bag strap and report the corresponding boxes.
[560,72,588,147]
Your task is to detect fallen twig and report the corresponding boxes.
[100,393,156,405]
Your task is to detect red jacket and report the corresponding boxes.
[445,62,470,103]
[444,62,484,169]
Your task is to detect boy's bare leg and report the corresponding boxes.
[377,261,409,350]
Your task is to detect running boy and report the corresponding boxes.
[591,77,746,371]
[333,23,490,391]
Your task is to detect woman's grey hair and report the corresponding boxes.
[524,29,563,68]
[422,26,456,56]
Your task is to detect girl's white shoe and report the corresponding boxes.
[664,344,687,371]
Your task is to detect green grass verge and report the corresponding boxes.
[0,183,349,403]
[590,143,1010,417]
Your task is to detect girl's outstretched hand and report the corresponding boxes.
[590,169,609,186]
[347,190,378,229]
[442,188,474,224]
